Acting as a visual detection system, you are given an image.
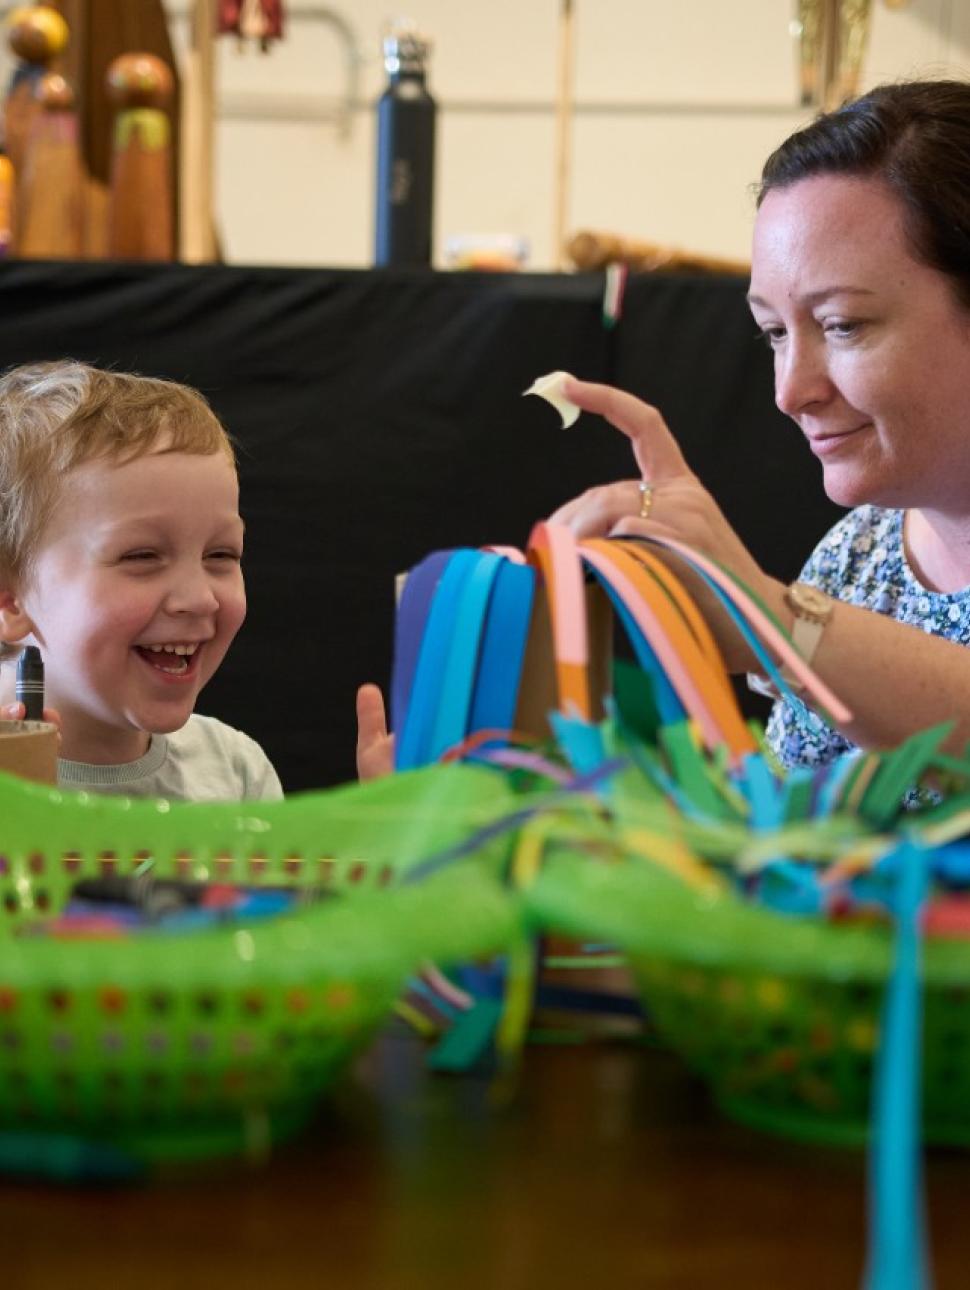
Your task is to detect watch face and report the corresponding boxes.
[790,582,832,620]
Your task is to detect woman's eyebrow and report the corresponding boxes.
[746,286,877,308]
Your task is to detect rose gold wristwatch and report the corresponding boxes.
[747,581,836,700]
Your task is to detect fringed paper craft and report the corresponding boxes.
[389,521,970,1290]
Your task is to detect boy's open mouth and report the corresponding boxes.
[133,642,202,677]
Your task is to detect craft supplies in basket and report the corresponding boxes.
[388,518,970,1288]
[520,818,970,1145]
[389,522,970,1128]
[0,762,521,1175]
[507,766,968,1290]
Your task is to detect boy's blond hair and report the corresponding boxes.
[0,360,235,589]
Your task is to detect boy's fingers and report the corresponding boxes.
[355,683,388,749]
[0,703,61,731]
[356,683,394,780]
[561,378,689,481]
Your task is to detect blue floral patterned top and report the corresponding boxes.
[766,504,970,769]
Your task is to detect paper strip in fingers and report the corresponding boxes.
[522,371,580,428]
[556,379,689,480]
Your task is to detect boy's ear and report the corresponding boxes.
[0,588,34,644]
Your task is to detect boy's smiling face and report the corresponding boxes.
[6,449,246,764]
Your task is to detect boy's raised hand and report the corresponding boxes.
[356,683,394,780]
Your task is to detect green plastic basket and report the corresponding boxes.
[0,764,521,1170]
[526,849,970,1147]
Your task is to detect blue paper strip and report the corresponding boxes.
[864,840,930,1290]
[396,550,481,770]
[469,560,536,741]
[428,552,505,760]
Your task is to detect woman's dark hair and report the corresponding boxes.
[758,80,970,308]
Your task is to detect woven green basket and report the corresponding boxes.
[525,848,970,1146]
[0,764,520,1170]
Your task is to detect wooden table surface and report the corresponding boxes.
[2,1025,968,1290]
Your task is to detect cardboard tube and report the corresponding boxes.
[0,720,59,786]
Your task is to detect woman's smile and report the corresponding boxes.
[805,423,873,458]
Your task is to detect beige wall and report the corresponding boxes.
[5,2,970,268]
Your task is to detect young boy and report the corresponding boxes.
[0,360,282,800]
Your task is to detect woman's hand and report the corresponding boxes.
[548,378,788,672]
[356,683,395,780]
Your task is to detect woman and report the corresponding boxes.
[549,79,970,768]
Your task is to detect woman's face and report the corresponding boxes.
[748,173,970,515]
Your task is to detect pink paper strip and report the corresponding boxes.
[645,535,852,723]
[579,544,728,753]
[527,522,588,668]
[483,545,527,564]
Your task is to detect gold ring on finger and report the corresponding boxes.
[638,481,654,520]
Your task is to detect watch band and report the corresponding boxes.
[778,582,834,687]
[789,613,826,669]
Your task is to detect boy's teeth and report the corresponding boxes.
[145,643,198,655]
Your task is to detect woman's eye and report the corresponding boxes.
[206,549,242,563]
[121,551,158,562]
[823,319,861,338]
[755,326,785,347]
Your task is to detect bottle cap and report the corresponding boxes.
[383,19,430,75]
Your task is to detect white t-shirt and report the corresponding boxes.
[57,713,284,801]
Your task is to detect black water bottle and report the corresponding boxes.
[375,22,436,267]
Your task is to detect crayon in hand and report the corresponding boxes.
[15,645,44,720]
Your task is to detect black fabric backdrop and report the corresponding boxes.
[0,261,844,790]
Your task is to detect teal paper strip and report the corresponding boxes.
[864,840,930,1290]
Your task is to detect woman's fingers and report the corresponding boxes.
[548,480,646,537]
[548,381,698,539]
[561,377,690,480]
[540,378,780,672]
